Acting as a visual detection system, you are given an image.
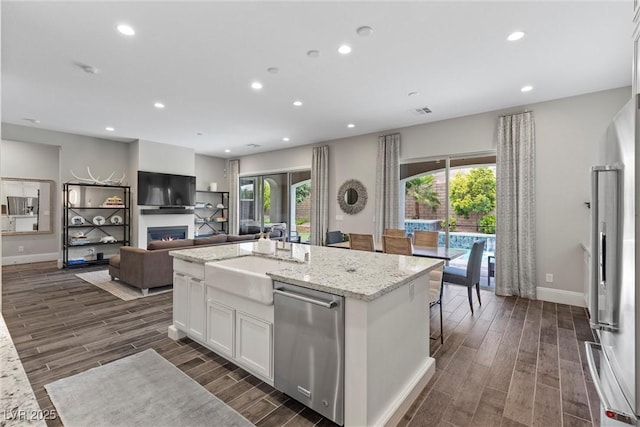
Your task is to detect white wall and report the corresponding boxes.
[236,87,631,295]
[135,140,196,248]
[1,139,60,263]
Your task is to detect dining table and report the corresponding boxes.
[326,240,466,261]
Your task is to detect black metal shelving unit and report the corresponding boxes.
[194,190,229,237]
[63,183,131,268]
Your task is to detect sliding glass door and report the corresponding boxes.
[238,171,311,242]
[402,154,496,286]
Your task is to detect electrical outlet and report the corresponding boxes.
[545,273,554,283]
[18,245,24,253]
[335,215,344,221]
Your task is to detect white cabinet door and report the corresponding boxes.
[206,301,235,358]
[236,312,272,379]
[173,272,189,332]
[188,278,205,341]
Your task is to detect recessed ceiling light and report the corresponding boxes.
[347,123,355,128]
[307,50,320,58]
[116,24,135,36]
[338,45,352,55]
[154,102,165,109]
[356,26,373,37]
[507,31,525,41]
[224,149,231,153]
[408,91,419,97]
[251,81,263,90]
[105,126,115,132]
[282,137,290,142]
[267,67,279,74]
[293,100,303,107]
[521,85,533,92]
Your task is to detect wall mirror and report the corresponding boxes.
[1,178,55,235]
[337,179,368,215]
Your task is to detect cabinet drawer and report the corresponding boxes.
[174,259,204,280]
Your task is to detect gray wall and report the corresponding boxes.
[1,139,60,263]
[237,86,631,295]
[1,125,131,266]
[195,154,228,192]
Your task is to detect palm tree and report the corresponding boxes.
[405,175,440,219]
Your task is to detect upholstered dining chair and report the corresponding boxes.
[413,230,439,247]
[382,236,413,255]
[429,264,444,344]
[325,230,344,245]
[383,228,406,238]
[349,233,375,252]
[442,240,486,314]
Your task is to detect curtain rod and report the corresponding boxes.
[499,109,531,118]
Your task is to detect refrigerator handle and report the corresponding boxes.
[585,342,637,425]
[599,231,606,284]
[590,168,601,329]
[590,166,620,332]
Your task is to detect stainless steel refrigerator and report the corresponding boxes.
[587,95,639,425]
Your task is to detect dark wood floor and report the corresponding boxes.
[2,262,598,427]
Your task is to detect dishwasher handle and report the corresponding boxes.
[274,288,338,309]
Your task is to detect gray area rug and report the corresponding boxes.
[75,270,172,301]
[44,349,254,427]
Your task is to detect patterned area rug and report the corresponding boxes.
[45,349,253,427]
[75,270,172,301]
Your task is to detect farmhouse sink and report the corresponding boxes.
[205,256,290,305]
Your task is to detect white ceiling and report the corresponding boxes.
[1,1,632,158]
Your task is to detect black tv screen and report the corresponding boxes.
[137,171,196,207]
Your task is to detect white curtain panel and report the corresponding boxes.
[496,112,536,299]
[310,145,329,246]
[374,133,400,242]
[228,159,240,235]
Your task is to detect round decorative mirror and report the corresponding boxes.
[337,179,367,215]
[345,188,358,205]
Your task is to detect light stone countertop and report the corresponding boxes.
[1,314,46,427]
[171,241,443,301]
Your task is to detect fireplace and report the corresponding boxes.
[147,226,188,242]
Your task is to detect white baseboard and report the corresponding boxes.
[2,252,59,266]
[537,287,586,307]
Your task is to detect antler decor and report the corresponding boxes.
[70,167,126,186]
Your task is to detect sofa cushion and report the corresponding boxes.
[194,234,228,245]
[109,255,121,268]
[147,239,194,250]
[227,234,259,242]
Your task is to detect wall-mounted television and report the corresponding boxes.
[137,171,196,207]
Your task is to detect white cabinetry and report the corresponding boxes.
[204,282,274,383]
[206,300,235,358]
[173,272,189,331]
[188,278,205,341]
[237,312,272,379]
[171,257,274,384]
[173,259,205,341]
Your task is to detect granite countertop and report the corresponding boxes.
[171,242,443,301]
[1,315,46,427]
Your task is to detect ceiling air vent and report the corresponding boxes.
[246,143,261,148]
[413,106,432,115]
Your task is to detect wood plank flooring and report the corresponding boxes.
[2,262,598,427]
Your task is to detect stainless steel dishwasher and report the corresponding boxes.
[273,281,345,426]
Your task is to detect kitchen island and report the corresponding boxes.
[169,241,442,427]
